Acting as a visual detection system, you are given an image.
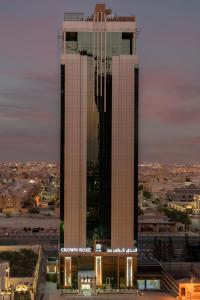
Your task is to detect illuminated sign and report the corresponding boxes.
[60,247,137,254]
[95,244,102,252]
[107,248,137,253]
[61,247,92,253]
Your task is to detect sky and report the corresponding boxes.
[0,0,200,163]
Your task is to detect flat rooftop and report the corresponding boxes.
[64,14,135,22]
[0,216,59,229]
[64,3,135,22]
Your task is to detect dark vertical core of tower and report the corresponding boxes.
[98,74,112,244]
[86,73,112,247]
[134,67,139,244]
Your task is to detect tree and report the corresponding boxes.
[138,184,143,191]
[0,249,37,277]
[138,206,144,215]
[28,207,39,214]
[48,200,55,206]
[163,207,191,226]
[143,191,152,199]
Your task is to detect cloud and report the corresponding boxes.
[0,105,55,122]
[0,0,200,162]
[22,71,57,85]
[161,108,200,124]
[0,134,59,162]
[140,135,200,164]
[140,70,200,124]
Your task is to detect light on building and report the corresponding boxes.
[95,256,102,286]
[64,257,71,287]
[126,257,133,287]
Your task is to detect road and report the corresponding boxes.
[0,215,59,229]
[50,293,176,300]
[36,282,176,300]
[40,283,176,300]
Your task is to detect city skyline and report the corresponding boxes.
[0,0,200,163]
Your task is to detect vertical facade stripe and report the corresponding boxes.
[134,66,139,244]
[60,64,65,223]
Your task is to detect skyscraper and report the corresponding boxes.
[59,4,138,289]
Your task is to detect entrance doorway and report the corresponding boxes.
[78,270,96,292]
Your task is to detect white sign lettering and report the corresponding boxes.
[107,248,137,253]
[60,247,92,253]
[60,247,137,254]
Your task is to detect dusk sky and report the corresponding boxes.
[0,0,200,163]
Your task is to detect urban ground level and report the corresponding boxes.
[49,292,176,300]
[40,283,176,300]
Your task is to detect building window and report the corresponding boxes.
[181,287,186,296]
[137,279,145,290]
[66,32,77,41]
[146,279,160,290]
[122,32,133,40]
[122,32,133,54]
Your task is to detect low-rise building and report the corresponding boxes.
[0,260,9,290]
[0,245,42,299]
[162,262,200,300]
[167,185,200,203]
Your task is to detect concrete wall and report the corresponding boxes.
[111,55,137,248]
[61,54,89,248]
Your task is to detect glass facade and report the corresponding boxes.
[64,32,134,57]
[137,279,161,291]
[60,254,137,289]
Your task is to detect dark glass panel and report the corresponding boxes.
[66,32,77,41]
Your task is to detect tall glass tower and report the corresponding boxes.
[59,4,139,289]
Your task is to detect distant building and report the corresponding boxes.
[178,277,200,299]
[137,257,162,291]
[169,198,200,215]
[167,185,200,202]
[0,260,9,290]
[0,245,42,297]
[162,262,200,299]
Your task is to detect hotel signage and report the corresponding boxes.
[60,247,137,254]
[107,248,137,253]
[60,247,92,253]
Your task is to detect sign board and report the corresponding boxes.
[107,248,137,253]
[60,247,137,254]
[60,247,92,253]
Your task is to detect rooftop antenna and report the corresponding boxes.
[136,28,142,38]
